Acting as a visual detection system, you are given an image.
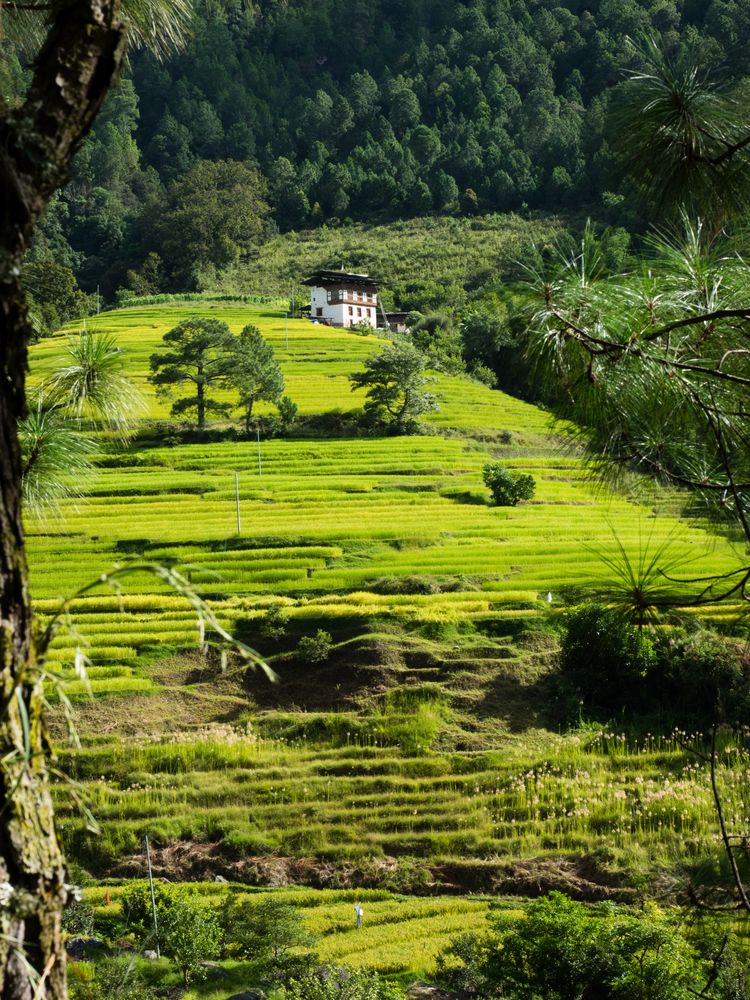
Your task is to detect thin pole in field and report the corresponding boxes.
[285,313,289,350]
[234,471,241,535]
[257,427,262,477]
[145,835,160,958]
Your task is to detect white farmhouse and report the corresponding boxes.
[302,269,380,329]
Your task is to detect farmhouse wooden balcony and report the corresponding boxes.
[326,292,377,306]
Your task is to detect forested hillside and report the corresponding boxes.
[10,0,749,300]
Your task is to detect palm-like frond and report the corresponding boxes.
[118,0,193,61]
[525,215,750,565]
[47,331,144,437]
[610,36,750,223]
[588,525,696,627]
[0,0,193,61]
[19,397,96,516]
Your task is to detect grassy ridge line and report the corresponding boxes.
[30,304,557,431]
[215,214,560,299]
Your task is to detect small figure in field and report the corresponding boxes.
[354,902,363,929]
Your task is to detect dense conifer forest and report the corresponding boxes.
[4,0,749,302]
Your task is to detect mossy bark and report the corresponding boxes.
[0,3,126,996]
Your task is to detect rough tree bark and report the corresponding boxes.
[0,4,126,997]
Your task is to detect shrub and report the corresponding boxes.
[277,395,299,429]
[482,463,535,505]
[284,966,403,1000]
[560,604,656,715]
[68,959,157,1000]
[297,629,333,663]
[62,896,95,936]
[260,604,289,640]
[222,897,316,980]
[437,893,727,1000]
[469,362,497,387]
[160,897,223,986]
[655,629,750,726]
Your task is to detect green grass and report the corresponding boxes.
[28,424,739,684]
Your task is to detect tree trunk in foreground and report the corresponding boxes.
[0,5,126,996]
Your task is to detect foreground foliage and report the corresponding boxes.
[284,966,403,1000]
[436,892,747,999]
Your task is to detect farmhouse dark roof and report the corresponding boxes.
[302,269,380,289]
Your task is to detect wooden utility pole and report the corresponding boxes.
[145,836,160,958]
[234,471,241,535]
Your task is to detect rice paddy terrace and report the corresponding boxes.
[29,303,748,905]
[78,882,504,993]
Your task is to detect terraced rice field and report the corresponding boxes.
[28,302,747,891]
[80,881,499,990]
[59,725,748,894]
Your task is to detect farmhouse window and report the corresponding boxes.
[349,306,353,314]
[357,307,362,317]
[316,307,323,317]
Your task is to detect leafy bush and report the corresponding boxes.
[297,629,333,663]
[654,629,750,726]
[160,897,223,985]
[410,314,465,373]
[283,966,403,1000]
[559,604,656,716]
[482,463,535,506]
[469,361,497,387]
[277,395,299,429]
[120,880,201,937]
[436,893,738,1000]
[222,897,316,980]
[260,604,289,640]
[69,959,157,1000]
[62,896,95,936]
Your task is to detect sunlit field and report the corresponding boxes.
[28,303,748,907]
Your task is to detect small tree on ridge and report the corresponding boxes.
[150,317,235,428]
[483,463,535,506]
[350,340,438,432]
[232,324,284,432]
